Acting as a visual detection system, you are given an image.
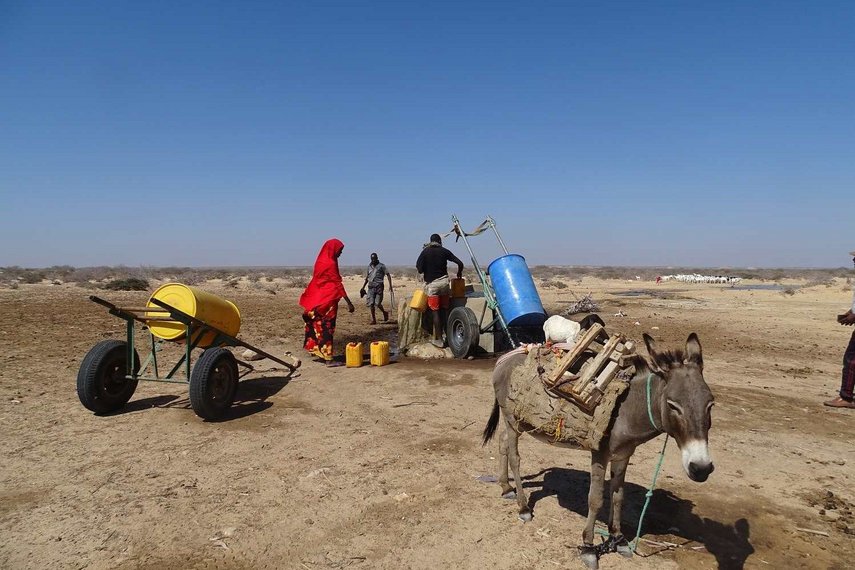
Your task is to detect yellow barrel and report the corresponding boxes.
[409,290,428,312]
[346,342,363,368]
[146,283,241,348]
[370,341,390,366]
[450,277,466,298]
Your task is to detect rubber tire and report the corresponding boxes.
[189,348,239,420]
[77,340,140,414]
[447,306,480,358]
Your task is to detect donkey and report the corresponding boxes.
[482,332,715,569]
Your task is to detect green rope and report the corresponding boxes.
[629,373,669,553]
[629,433,669,553]
[596,373,670,554]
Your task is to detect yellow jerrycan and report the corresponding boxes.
[450,277,466,298]
[370,341,390,366]
[346,342,364,367]
[409,289,428,312]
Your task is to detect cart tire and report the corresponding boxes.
[77,340,140,414]
[447,306,480,358]
[189,348,238,420]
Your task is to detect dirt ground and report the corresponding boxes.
[1,274,853,569]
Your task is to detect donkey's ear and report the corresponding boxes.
[643,333,658,356]
[642,333,666,374]
[685,333,703,367]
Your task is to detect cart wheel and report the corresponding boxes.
[189,348,238,420]
[77,340,140,414]
[447,306,480,358]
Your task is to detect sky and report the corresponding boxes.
[1,1,853,269]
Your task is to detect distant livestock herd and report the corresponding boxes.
[659,274,742,284]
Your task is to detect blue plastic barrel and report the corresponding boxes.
[487,254,547,327]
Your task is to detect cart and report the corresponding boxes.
[444,215,546,358]
[77,295,301,420]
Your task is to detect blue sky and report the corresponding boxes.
[1,1,853,268]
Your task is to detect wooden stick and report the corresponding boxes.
[795,527,829,537]
[574,334,622,396]
[579,360,619,402]
[548,323,603,386]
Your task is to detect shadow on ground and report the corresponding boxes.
[522,467,754,569]
[113,373,295,421]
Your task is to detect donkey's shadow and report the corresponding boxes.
[523,467,754,570]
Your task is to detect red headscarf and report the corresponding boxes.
[299,239,347,311]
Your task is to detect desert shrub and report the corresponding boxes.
[541,279,568,289]
[782,288,797,296]
[175,271,205,285]
[225,279,239,288]
[803,278,835,288]
[19,270,46,284]
[286,277,309,289]
[388,266,417,280]
[103,277,150,291]
[45,265,75,280]
[68,266,114,283]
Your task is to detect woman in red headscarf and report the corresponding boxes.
[300,239,355,366]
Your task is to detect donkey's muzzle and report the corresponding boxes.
[688,461,714,482]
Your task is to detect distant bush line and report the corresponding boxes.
[0,264,851,290]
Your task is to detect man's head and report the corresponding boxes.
[430,233,442,245]
[370,252,379,264]
[850,250,855,267]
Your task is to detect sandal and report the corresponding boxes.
[824,397,855,409]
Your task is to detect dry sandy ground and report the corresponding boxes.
[1,275,854,570]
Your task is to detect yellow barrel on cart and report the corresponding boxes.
[146,283,241,348]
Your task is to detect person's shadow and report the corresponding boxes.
[524,467,755,569]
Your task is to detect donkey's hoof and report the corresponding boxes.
[501,491,516,500]
[518,511,533,523]
[578,547,599,570]
[612,534,633,558]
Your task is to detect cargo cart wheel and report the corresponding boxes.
[447,306,480,358]
[77,340,140,414]
[189,348,238,420]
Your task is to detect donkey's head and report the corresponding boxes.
[643,333,715,482]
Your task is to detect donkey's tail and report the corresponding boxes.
[482,399,501,445]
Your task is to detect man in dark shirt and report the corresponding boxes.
[416,233,464,345]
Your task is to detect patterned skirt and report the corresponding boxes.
[303,301,338,361]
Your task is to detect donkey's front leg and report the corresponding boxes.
[580,450,607,570]
[505,422,532,521]
[608,457,633,558]
[498,427,515,499]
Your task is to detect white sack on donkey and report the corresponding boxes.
[543,315,581,344]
